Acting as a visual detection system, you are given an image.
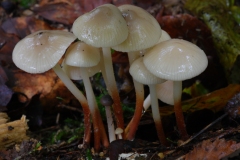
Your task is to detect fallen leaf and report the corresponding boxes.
[33,2,84,25]
[81,0,112,12]
[0,28,19,65]
[112,0,133,6]
[0,65,8,84]
[11,69,75,111]
[0,85,13,107]
[185,138,240,160]
[159,84,240,116]
[1,16,53,39]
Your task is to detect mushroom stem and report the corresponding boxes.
[105,105,116,142]
[173,81,189,140]
[52,64,91,144]
[149,84,168,146]
[80,67,109,151]
[124,52,144,140]
[99,52,109,88]
[102,47,124,129]
[143,94,151,112]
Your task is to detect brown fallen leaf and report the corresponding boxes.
[33,2,84,25]
[1,16,53,39]
[159,84,240,116]
[0,65,8,84]
[11,69,75,111]
[0,85,13,107]
[0,28,19,65]
[112,0,133,6]
[185,138,240,160]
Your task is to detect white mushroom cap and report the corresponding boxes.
[112,4,161,52]
[158,30,171,43]
[65,41,100,67]
[72,4,128,47]
[143,39,208,81]
[62,59,101,80]
[140,29,171,56]
[115,127,123,134]
[115,127,123,139]
[129,57,166,85]
[12,30,76,73]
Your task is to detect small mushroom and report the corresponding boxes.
[112,4,162,140]
[64,41,108,150]
[115,127,123,139]
[100,94,116,142]
[72,4,128,130]
[143,39,208,140]
[12,30,92,144]
[129,57,168,145]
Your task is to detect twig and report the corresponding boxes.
[57,104,83,113]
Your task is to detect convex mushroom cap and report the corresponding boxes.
[72,4,128,47]
[64,41,100,67]
[129,57,165,85]
[115,127,123,139]
[100,95,114,106]
[12,30,76,73]
[143,39,208,81]
[112,4,161,52]
[140,30,171,56]
[62,60,100,80]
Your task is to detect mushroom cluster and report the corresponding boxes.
[12,3,208,152]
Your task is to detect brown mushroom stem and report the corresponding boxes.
[52,65,91,144]
[124,81,144,140]
[173,81,189,140]
[102,47,124,129]
[125,52,144,140]
[80,67,109,150]
[149,84,168,146]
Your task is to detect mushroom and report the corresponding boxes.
[129,57,168,145]
[115,127,123,139]
[64,41,109,150]
[12,30,92,144]
[72,3,128,129]
[112,4,162,140]
[143,39,208,140]
[100,94,116,142]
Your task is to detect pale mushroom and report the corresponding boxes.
[143,39,208,140]
[12,30,92,144]
[64,41,109,150]
[115,127,123,139]
[100,94,116,142]
[112,4,162,140]
[72,4,128,129]
[129,57,167,145]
